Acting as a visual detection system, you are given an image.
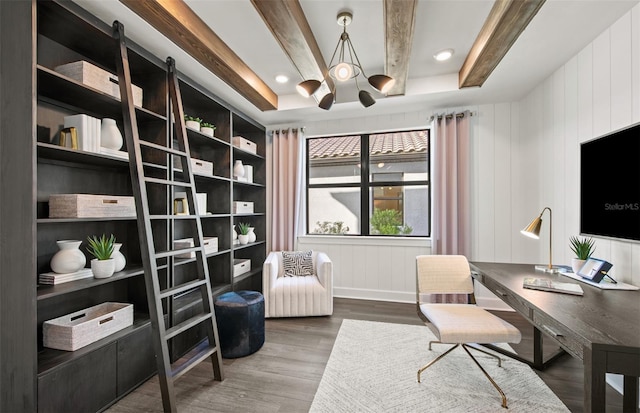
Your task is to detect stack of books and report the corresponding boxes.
[39,268,93,285]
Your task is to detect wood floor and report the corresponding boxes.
[108,298,625,412]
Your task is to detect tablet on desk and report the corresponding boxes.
[576,258,613,283]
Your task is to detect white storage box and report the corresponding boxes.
[233,201,254,214]
[190,158,214,176]
[174,237,218,258]
[55,61,143,107]
[43,302,133,351]
[49,194,136,218]
[173,157,214,177]
[232,136,257,154]
[233,259,251,277]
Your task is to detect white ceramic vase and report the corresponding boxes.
[233,225,238,240]
[100,118,123,150]
[50,240,86,274]
[91,258,115,279]
[113,243,126,272]
[238,234,249,245]
[248,227,256,243]
[233,160,245,179]
[571,258,586,273]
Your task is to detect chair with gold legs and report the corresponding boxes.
[415,255,522,409]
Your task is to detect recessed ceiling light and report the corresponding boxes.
[434,49,454,61]
[275,75,289,83]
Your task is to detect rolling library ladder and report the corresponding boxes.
[113,21,224,412]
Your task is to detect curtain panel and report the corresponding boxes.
[268,128,304,251]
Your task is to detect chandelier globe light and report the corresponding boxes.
[296,11,395,110]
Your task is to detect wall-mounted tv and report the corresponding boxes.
[580,122,640,242]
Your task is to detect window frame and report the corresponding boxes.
[305,130,431,237]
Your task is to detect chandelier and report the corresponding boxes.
[296,11,395,110]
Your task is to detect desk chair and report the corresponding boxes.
[416,255,522,408]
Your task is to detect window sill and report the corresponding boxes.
[298,235,431,248]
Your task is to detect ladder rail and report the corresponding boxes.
[113,23,224,413]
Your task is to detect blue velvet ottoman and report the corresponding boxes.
[214,290,265,358]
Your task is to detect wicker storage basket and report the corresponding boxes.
[49,194,136,218]
[43,302,133,351]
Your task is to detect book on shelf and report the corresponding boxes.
[523,277,584,296]
[39,268,93,285]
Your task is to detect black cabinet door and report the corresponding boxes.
[38,343,117,413]
[116,323,157,397]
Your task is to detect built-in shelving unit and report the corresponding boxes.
[27,1,267,411]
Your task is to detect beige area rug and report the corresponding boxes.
[309,319,570,413]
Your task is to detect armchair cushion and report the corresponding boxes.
[282,250,314,277]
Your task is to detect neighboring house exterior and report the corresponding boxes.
[308,131,429,236]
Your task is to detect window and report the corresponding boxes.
[306,130,430,236]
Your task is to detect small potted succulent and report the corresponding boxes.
[237,222,251,245]
[200,121,216,137]
[184,114,202,131]
[569,236,596,273]
[87,234,116,278]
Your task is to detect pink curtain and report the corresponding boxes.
[269,128,302,251]
[431,111,471,303]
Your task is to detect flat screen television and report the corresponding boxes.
[580,122,640,242]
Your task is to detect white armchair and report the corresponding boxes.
[263,251,333,318]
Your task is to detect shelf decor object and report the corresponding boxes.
[521,207,561,273]
[87,233,116,279]
[50,240,86,274]
[112,243,126,272]
[248,227,256,243]
[100,118,123,150]
[174,237,218,258]
[43,302,134,351]
[200,122,215,137]
[54,60,143,106]
[233,159,245,179]
[232,136,257,154]
[48,194,136,218]
[58,127,78,149]
[233,201,254,214]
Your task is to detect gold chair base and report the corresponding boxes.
[417,342,508,409]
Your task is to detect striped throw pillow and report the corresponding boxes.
[282,250,314,277]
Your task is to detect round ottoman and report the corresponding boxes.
[214,290,265,358]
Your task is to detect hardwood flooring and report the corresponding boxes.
[108,298,625,412]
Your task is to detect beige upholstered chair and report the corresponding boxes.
[263,251,333,318]
[416,255,522,409]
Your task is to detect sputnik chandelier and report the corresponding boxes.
[296,11,395,110]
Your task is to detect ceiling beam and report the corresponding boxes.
[119,0,278,111]
[250,0,333,99]
[383,0,417,96]
[459,0,546,88]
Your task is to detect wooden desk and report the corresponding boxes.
[470,262,640,413]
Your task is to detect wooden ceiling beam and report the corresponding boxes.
[383,0,417,96]
[250,0,333,99]
[459,0,546,88]
[119,0,278,111]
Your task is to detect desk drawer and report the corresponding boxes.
[482,276,531,317]
[533,310,584,359]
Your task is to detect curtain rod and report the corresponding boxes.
[269,127,306,136]
[429,112,473,122]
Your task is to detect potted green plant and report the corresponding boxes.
[237,222,251,245]
[200,121,216,137]
[569,236,596,273]
[87,234,116,278]
[184,114,202,131]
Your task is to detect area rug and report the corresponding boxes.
[309,319,570,412]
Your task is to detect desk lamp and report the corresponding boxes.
[521,207,560,273]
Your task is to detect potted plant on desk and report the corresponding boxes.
[569,236,596,273]
[87,234,116,279]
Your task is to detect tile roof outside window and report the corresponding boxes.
[309,131,428,159]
